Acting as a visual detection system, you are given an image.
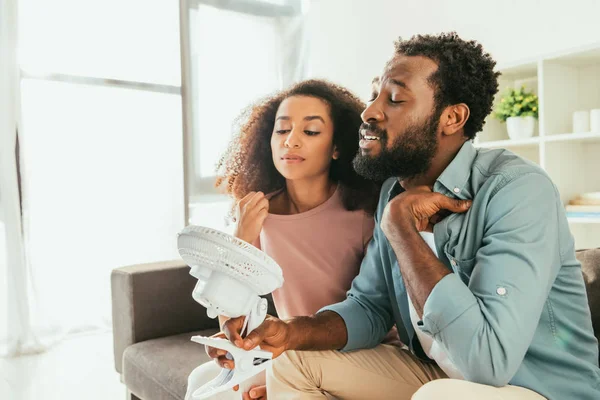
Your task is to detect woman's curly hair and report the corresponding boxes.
[215,79,380,214]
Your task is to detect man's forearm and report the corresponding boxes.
[286,311,348,351]
[387,220,450,318]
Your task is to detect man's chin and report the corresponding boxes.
[353,154,392,182]
[359,146,382,158]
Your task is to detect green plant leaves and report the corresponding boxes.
[493,86,539,122]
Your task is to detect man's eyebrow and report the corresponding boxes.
[390,78,410,91]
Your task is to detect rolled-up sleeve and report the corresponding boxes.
[319,208,394,351]
[420,172,563,386]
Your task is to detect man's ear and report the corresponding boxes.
[441,104,470,137]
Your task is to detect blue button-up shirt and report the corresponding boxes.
[321,141,600,399]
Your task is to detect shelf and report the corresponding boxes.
[474,132,600,149]
[568,217,600,224]
[544,131,600,144]
[546,47,600,68]
[475,137,541,148]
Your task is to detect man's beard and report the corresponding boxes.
[353,110,440,182]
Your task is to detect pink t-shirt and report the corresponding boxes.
[257,187,375,320]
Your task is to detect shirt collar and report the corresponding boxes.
[434,140,476,200]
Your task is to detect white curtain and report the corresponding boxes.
[0,0,35,356]
[18,82,185,348]
[1,0,185,356]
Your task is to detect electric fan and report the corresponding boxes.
[177,225,284,399]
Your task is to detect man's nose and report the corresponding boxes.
[361,100,384,123]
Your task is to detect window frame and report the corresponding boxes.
[180,0,304,208]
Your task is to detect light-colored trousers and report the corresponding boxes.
[266,344,546,400]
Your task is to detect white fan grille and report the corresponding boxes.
[177,225,283,295]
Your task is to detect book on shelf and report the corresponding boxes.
[565,205,600,213]
[566,212,600,219]
[568,192,600,207]
[565,204,600,219]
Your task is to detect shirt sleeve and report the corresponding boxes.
[319,206,394,351]
[362,211,376,254]
[419,172,564,386]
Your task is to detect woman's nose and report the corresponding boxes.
[284,129,302,148]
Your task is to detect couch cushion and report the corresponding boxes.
[123,329,219,400]
[577,248,600,344]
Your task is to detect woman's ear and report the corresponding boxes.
[332,149,339,160]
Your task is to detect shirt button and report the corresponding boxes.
[497,287,507,296]
[453,187,461,193]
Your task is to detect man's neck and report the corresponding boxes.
[401,140,466,190]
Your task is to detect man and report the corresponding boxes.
[217,32,600,399]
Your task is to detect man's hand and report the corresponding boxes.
[222,315,293,366]
[381,186,471,236]
[243,385,267,400]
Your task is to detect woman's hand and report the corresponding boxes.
[204,331,235,370]
[234,192,269,244]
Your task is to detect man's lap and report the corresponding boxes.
[267,345,545,400]
[267,344,446,400]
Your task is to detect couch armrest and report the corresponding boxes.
[111,260,218,374]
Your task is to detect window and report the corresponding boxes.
[183,0,306,199]
[16,0,185,337]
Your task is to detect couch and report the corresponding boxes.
[111,249,600,400]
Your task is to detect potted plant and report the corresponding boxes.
[493,86,539,140]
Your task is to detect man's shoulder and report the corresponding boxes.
[473,147,552,195]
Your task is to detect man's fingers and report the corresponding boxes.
[425,222,435,233]
[223,317,245,348]
[242,323,271,350]
[436,194,471,213]
[429,214,441,225]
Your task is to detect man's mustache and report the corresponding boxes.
[359,122,387,139]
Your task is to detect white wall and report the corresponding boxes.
[306,0,600,98]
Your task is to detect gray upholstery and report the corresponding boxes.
[577,248,600,347]
[123,329,218,400]
[111,260,219,374]
[113,250,600,400]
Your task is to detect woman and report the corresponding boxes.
[186,79,380,400]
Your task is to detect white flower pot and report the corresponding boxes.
[506,116,536,140]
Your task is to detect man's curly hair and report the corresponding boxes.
[215,79,380,214]
[394,32,500,139]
